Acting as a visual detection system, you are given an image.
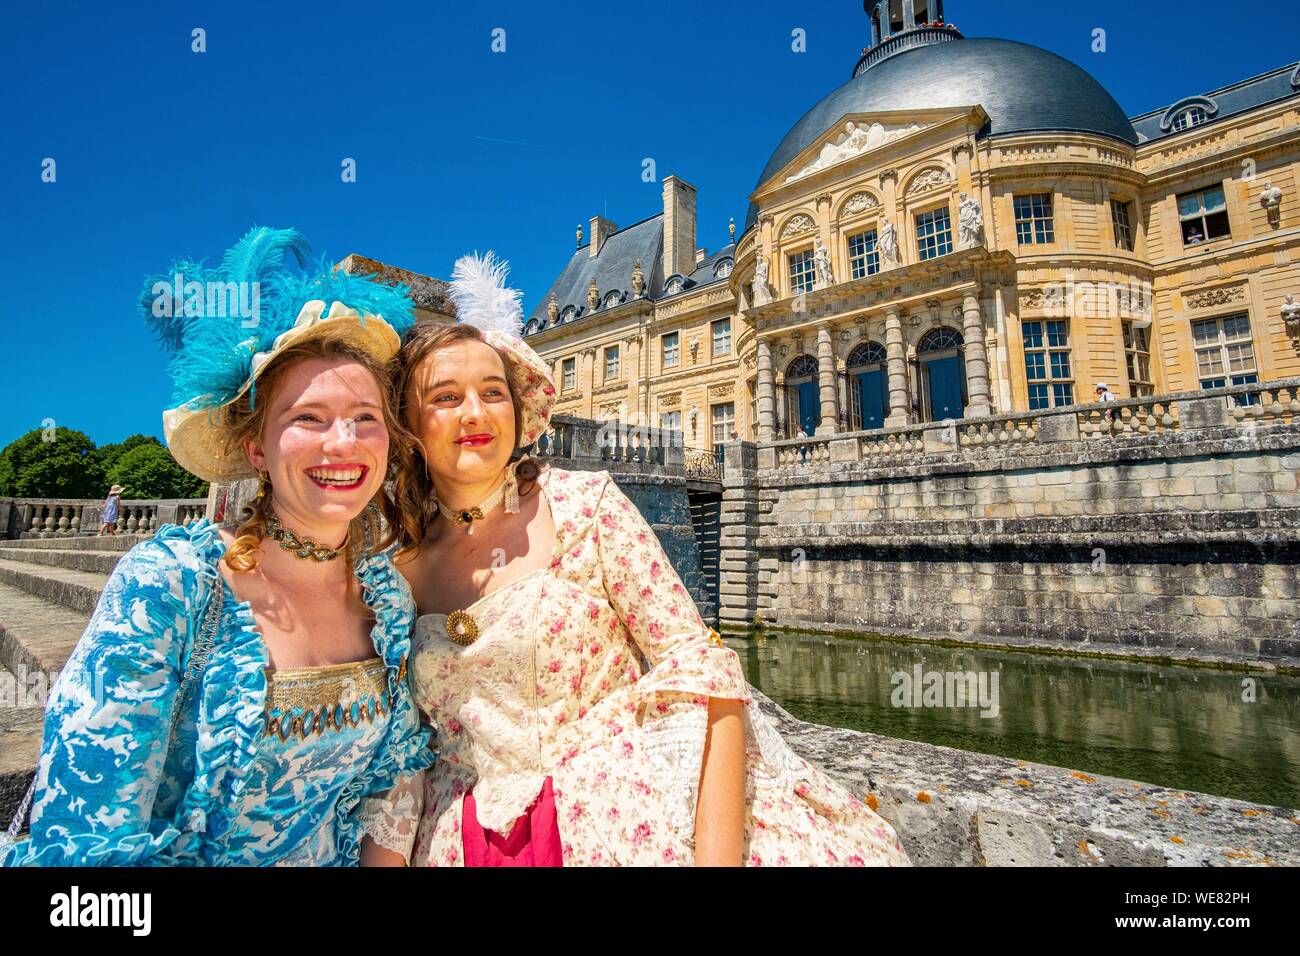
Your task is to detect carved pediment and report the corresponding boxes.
[781,214,817,239]
[783,118,933,185]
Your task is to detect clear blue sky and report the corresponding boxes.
[2,0,1294,448]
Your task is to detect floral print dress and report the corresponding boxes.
[384,466,909,867]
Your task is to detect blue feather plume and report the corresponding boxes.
[141,226,415,410]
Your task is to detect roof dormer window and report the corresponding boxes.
[603,290,622,309]
[1171,106,1207,131]
[713,258,734,279]
[561,305,577,323]
[665,275,685,296]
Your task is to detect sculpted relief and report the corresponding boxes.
[784,120,927,184]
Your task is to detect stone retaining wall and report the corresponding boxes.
[720,378,1300,660]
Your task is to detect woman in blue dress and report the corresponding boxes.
[1,227,433,866]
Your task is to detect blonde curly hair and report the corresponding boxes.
[217,326,414,572]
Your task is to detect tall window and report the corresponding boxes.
[1177,185,1230,245]
[562,357,575,392]
[1192,312,1258,404]
[1111,199,1135,251]
[662,331,679,369]
[712,318,731,357]
[711,402,735,457]
[1171,106,1208,131]
[604,344,620,381]
[788,249,815,295]
[847,228,880,279]
[1023,319,1074,409]
[1014,194,1055,245]
[1122,321,1153,397]
[916,207,953,261]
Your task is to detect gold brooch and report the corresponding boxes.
[707,628,725,648]
[445,609,480,646]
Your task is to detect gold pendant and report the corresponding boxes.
[445,609,480,646]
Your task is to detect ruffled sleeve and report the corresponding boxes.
[333,553,436,866]
[4,522,225,867]
[593,475,747,702]
[591,474,748,846]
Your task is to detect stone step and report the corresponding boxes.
[0,548,127,575]
[0,534,147,553]
[0,581,91,675]
[0,559,107,616]
[0,702,43,832]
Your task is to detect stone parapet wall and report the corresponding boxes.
[720,378,1300,658]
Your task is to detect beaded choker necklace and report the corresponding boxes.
[264,507,344,561]
[437,466,521,535]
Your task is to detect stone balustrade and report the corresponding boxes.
[0,498,208,540]
[758,377,1298,474]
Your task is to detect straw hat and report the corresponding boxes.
[108,485,125,496]
[142,227,417,483]
[446,253,557,449]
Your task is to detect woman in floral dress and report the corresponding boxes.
[369,253,910,867]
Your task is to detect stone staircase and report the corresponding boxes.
[0,534,147,826]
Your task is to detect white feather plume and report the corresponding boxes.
[448,251,524,338]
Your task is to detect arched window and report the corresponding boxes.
[602,290,622,308]
[787,354,819,378]
[784,354,820,439]
[847,342,889,431]
[916,327,965,422]
[918,327,963,354]
[848,341,887,367]
[713,258,733,279]
[526,319,540,335]
[561,305,576,323]
[665,275,685,295]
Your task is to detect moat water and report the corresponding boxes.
[724,630,1300,809]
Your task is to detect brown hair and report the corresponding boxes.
[391,322,540,557]
[218,327,414,573]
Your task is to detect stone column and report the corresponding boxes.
[817,323,839,434]
[757,338,775,443]
[903,0,916,30]
[961,292,992,417]
[884,310,909,426]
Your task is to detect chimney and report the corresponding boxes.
[589,216,618,258]
[662,176,697,279]
[695,248,707,264]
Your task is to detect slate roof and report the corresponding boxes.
[744,37,1140,229]
[1129,61,1300,144]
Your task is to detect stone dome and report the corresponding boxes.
[745,37,1138,229]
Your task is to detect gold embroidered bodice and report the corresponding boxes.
[263,656,391,741]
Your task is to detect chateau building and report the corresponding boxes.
[507,0,1300,450]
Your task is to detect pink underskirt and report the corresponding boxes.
[462,776,564,867]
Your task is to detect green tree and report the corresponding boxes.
[0,428,104,498]
[91,434,160,481]
[107,443,208,500]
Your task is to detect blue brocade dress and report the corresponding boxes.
[1,520,435,867]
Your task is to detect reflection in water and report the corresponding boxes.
[728,631,1300,809]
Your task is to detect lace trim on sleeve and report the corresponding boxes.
[357,771,425,861]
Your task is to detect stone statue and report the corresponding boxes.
[752,254,774,306]
[878,217,900,268]
[1261,182,1283,224]
[547,294,559,324]
[958,192,984,249]
[587,276,599,312]
[1282,294,1300,329]
[814,239,834,288]
[632,259,645,298]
